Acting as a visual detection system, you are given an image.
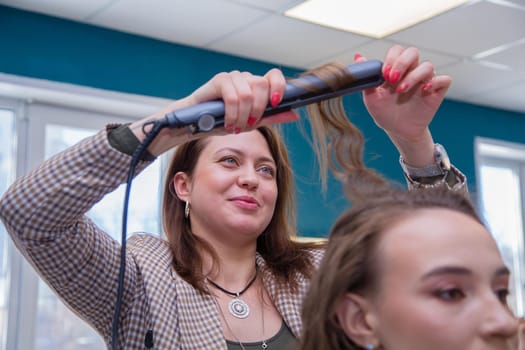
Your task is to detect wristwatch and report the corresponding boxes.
[399,143,451,180]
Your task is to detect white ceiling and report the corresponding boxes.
[2,0,525,113]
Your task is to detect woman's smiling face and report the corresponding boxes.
[179,130,278,242]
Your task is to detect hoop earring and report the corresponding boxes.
[184,201,190,219]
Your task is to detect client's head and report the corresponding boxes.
[300,186,518,350]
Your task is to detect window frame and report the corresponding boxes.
[0,96,27,350]
[475,136,525,316]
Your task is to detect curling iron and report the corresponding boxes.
[162,59,384,133]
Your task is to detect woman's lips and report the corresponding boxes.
[229,196,259,210]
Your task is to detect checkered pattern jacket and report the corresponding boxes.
[0,127,325,349]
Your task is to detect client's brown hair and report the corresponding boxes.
[298,187,480,350]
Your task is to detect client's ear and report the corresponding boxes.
[335,293,379,348]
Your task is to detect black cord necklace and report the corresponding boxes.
[208,272,257,296]
[208,270,257,319]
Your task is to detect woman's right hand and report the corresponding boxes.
[130,68,299,156]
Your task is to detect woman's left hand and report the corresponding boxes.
[356,45,452,167]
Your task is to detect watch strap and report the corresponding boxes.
[399,159,446,178]
[399,143,450,179]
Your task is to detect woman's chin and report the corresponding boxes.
[226,221,268,240]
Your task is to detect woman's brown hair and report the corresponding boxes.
[162,125,322,293]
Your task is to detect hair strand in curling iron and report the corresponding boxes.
[163,60,384,133]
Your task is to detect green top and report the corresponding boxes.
[226,322,296,350]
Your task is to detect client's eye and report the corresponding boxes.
[435,288,465,301]
[495,288,510,304]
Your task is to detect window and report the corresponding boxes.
[0,76,169,349]
[35,120,162,350]
[0,100,18,350]
[476,137,525,316]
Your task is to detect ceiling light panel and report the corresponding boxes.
[285,0,470,38]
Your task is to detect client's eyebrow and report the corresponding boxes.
[421,266,471,280]
[421,265,510,280]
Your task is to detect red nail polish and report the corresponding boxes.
[224,123,232,131]
[422,82,432,92]
[234,127,241,134]
[270,92,281,108]
[383,65,391,81]
[247,116,257,126]
[354,53,362,61]
[396,83,408,94]
[389,71,400,84]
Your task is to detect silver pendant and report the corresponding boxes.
[228,298,250,318]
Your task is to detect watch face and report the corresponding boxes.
[435,144,451,171]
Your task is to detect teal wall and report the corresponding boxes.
[2,5,525,237]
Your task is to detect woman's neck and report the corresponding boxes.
[201,237,258,289]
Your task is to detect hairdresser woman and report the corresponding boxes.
[0,45,464,349]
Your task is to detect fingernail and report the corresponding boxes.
[354,53,362,61]
[224,123,233,131]
[422,82,432,92]
[396,82,408,94]
[389,71,400,84]
[383,65,391,81]
[271,92,281,108]
[247,116,257,126]
[234,127,241,134]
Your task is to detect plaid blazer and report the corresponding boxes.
[0,128,324,349]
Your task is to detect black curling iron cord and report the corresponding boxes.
[111,120,162,350]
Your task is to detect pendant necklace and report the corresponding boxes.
[211,284,268,350]
[208,269,257,319]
